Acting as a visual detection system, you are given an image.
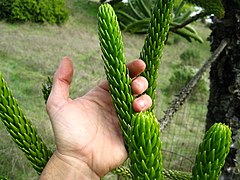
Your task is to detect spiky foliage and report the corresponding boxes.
[42,76,53,104]
[114,0,203,42]
[163,169,191,180]
[186,0,225,18]
[139,0,173,110]
[111,166,133,178]
[98,4,134,144]
[0,73,52,174]
[129,112,162,179]
[191,123,232,179]
[111,166,192,179]
[97,1,173,178]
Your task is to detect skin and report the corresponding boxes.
[40,57,152,179]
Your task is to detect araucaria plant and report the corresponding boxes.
[98,0,173,178]
[0,73,52,173]
[97,0,231,179]
[0,0,233,179]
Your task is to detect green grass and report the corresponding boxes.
[0,0,211,179]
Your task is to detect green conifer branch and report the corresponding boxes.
[111,165,192,179]
[98,4,134,144]
[0,73,52,174]
[111,166,133,178]
[139,0,174,111]
[129,111,163,179]
[98,2,170,179]
[191,123,232,179]
[42,76,53,104]
[163,169,191,180]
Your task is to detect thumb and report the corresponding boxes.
[47,57,73,110]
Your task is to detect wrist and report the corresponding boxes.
[40,151,100,180]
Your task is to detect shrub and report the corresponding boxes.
[0,0,14,19]
[180,49,201,66]
[165,65,209,102]
[0,0,69,24]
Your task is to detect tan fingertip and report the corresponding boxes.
[131,76,148,95]
[133,99,144,112]
[133,94,152,112]
[63,56,71,60]
[56,57,73,85]
[127,59,146,78]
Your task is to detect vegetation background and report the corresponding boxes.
[0,0,211,179]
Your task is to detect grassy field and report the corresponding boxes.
[0,0,211,179]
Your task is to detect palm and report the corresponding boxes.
[50,86,126,176]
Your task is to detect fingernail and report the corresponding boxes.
[138,99,146,109]
[136,81,142,89]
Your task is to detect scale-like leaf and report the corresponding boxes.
[0,73,52,174]
[191,123,231,179]
[140,0,174,110]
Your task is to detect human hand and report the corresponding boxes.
[40,57,152,179]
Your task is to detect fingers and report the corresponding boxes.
[101,75,152,112]
[131,76,148,95]
[133,94,152,112]
[99,59,146,91]
[128,60,152,112]
[98,58,152,112]
[132,76,152,112]
[47,57,73,108]
[127,59,146,78]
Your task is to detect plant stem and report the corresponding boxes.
[170,11,207,33]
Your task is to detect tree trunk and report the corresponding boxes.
[206,1,240,179]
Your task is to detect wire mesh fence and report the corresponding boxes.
[160,101,207,172]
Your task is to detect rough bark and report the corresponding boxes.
[207,1,240,179]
